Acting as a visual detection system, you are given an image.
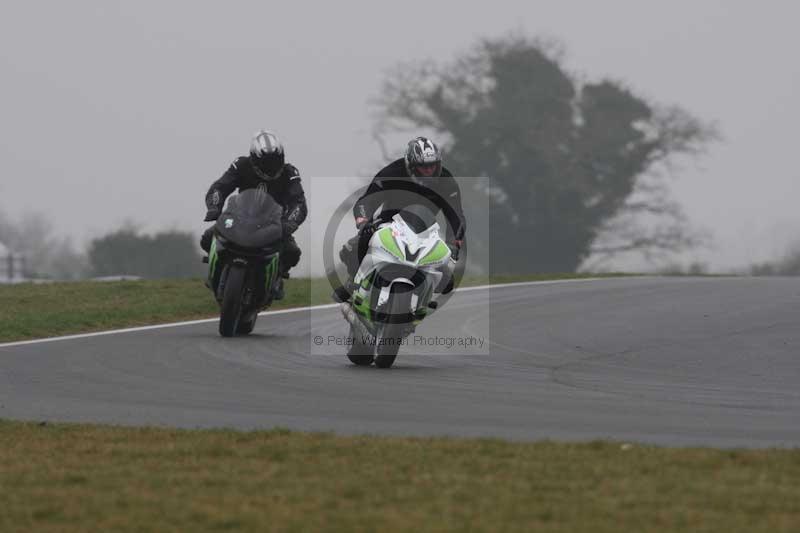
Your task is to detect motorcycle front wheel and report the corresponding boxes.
[219,264,247,337]
[374,286,413,369]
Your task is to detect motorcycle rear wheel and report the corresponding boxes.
[347,324,374,366]
[236,310,258,335]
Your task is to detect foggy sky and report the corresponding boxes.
[1,0,798,272]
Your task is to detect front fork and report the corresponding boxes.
[208,236,280,304]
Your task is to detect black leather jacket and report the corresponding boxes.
[353,158,465,242]
[205,157,307,234]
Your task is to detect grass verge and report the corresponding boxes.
[0,273,628,343]
[0,420,797,532]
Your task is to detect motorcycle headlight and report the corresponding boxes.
[419,241,450,266]
[378,228,404,260]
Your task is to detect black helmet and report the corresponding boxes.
[404,137,442,179]
[249,130,285,180]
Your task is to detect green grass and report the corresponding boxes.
[0,420,797,532]
[0,278,336,343]
[0,273,628,343]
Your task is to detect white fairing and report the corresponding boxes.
[355,215,451,284]
[354,214,454,317]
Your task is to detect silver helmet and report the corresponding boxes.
[249,130,285,180]
[404,136,442,179]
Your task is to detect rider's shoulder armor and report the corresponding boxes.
[374,158,409,179]
[282,163,301,181]
[230,156,250,171]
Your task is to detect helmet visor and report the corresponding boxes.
[252,154,283,179]
[413,162,441,177]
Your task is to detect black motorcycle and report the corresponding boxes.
[206,185,283,337]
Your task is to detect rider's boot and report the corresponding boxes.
[272,259,292,301]
[273,278,285,301]
[442,276,454,294]
[332,280,357,303]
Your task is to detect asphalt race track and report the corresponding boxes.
[2,277,799,447]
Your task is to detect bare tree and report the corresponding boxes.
[0,211,87,280]
[373,35,719,273]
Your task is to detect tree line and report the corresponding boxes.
[0,214,204,280]
[373,34,719,273]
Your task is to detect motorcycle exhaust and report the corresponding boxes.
[340,304,375,342]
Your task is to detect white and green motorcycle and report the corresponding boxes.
[341,213,455,368]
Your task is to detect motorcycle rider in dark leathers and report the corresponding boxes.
[201,130,307,300]
[332,136,465,302]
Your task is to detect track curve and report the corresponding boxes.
[2,277,799,447]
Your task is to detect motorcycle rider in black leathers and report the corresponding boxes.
[332,136,465,302]
[201,130,307,300]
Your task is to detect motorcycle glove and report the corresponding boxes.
[355,216,369,231]
[448,241,462,262]
[282,220,298,237]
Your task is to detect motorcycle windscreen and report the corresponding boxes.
[215,188,283,249]
[382,204,438,234]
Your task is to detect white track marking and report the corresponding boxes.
[0,278,617,349]
[0,303,337,349]
[457,277,606,293]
